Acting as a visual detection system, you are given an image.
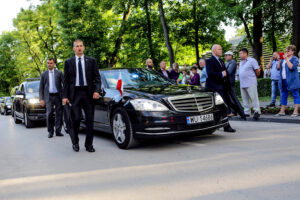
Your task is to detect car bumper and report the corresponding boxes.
[28,107,46,121]
[128,104,229,137]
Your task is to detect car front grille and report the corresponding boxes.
[168,94,214,112]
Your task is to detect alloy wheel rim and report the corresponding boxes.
[113,113,126,144]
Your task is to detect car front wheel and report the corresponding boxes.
[14,111,21,124]
[24,111,33,128]
[111,108,138,149]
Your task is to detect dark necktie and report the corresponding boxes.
[219,58,226,70]
[78,57,84,86]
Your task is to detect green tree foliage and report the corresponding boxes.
[0,0,294,94]
[0,32,19,94]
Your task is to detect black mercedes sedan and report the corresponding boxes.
[85,68,228,149]
[13,79,46,128]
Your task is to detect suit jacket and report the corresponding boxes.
[63,56,101,103]
[225,59,237,86]
[206,56,245,118]
[157,69,170,78]
[39,69,64,103]
[205,56,231,93]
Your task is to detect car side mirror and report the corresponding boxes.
[100,89,106,97]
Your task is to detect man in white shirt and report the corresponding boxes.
[239,48,261,120]
[39,58,64,138]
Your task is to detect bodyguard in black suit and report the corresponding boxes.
[39,58,64,138]
[206,44,245,132]
[63,39,101,152]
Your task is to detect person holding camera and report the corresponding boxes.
[275,45,300,117]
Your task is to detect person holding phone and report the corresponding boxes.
[275,45,300,117]
[266,52,280,107]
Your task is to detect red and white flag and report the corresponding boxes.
[116,71,123,96]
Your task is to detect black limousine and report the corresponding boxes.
[81,68,228,149]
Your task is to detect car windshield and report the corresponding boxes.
[5,98,11,103]
[26,81,40,93]
[101,68,173,89]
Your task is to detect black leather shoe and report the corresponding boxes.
[241,115,247,121]
[253,112,260,121]
[72,144,80,152]
[245,114,250,117]
[268,103,275,107]
[224,126,236,133]
[56,132,64,137]
[86,146,95,152]
[48,132,54,138]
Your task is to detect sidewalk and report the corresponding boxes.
[230,101,300,124]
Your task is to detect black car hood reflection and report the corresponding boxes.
[123,84,213,101]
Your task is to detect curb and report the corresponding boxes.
[229,115,300,124]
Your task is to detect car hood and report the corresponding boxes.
[124,84,214,101]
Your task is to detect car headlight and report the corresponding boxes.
[29,98,39,104]
[130,99,169,111]
[215,93,224,105]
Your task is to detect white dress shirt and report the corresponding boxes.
[48,69,57,93]
[76,55,87,86]
[282,60,287,80]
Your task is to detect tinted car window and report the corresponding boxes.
[26,81,40,93]
[102,69,173,89]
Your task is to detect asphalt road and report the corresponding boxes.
[0,115,300,200]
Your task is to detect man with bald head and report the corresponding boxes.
[146,58,154,70]
[206,44,246,132]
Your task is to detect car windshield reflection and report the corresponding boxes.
[26,81,40,93]
[102,68,173,89]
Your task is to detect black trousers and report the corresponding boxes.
[46,94,63,134]
[71,87,94,147]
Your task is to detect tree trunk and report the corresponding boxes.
[193,0,200,65]
[109,3,132,67]
[270,0,277,52]
[292,0,300,54]
[239,13,256,56]
[144,0,158,69]
[253,0,263,64]
[158,0,174,68]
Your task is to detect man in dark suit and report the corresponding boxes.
[39,58,64,138]
[206,44,245,132]
[157,61,170,78]
[225,51,237,116]
[63,39,101,152]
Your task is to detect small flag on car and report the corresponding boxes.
[116,70,123,96]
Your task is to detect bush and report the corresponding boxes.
[234,78,272,97]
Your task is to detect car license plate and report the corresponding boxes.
[187,114,214,125]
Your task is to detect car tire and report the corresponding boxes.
[24,111,33,128]
[14,111,21,124]
[111,108,139,149]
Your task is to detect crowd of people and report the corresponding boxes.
[151,44,300,119]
